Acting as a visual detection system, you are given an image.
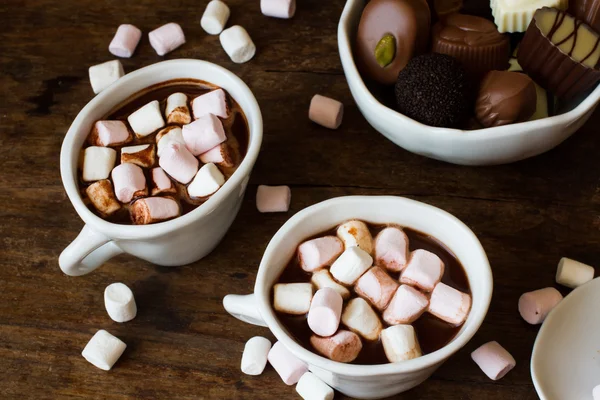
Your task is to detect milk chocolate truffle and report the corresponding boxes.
[475,71,537,127]
[395,53,472,127]
[356,0,431,85]
[569,0,600,32]
[432,13,510,77]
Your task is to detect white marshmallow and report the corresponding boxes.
[156,127,185,157]
[273,283,313,315]
[104,282,137,323]
[330,246,373,286]
[471,341,515,380]
[311,270,351,300]
[261,0,297,19]
[187,163,225,198]
[81,330,127,371]
[383,284,429,325]
[380,325,422,363]
[296,372,334,400]
[400,249,445,292]
[127,100,165,138]
[341,297,382,341]
[428,282,471,326]
[86,179,121,216]
[109,24,142,58]
[219,25,256,64]
[241,336,272,376]
[556,257,595,289]
[82,146,116,182]
[268,341,309,385]
[120,144,156,168]
[201,0,231,35]
[337,220,373,254]
[374,226,409,272]
[165,92,191,125]
[89,60,124,94]
[298,236,344,272]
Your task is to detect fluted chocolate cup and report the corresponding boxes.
[569,0,600,32]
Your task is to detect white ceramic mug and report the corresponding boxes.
[224,196,493,399]
[59,59,262,276]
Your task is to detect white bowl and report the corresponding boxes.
[338,0,600,166]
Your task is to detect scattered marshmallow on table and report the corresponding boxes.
[90,120,132,147]
[308,288,343,337]
[428,282,471,326]
[120,144,156,168]
[518,287,563,325]
[341,297,382,341]
[109,24,142,58]
[311,270,351,300]
[191,89,229,119]
[104,283,137,323]
[256,185,291,213]
[151,167,176,196]
[383,284,429,325]
[165,92,192,125]
[273,283,313,315]
[111,163,147,203]
[219,25,256,64]
[201,0,231,35]
[330,246,373,286]
[82,146,116,182]
[261,0,297,19]
[298,236,344,272]
[296,372,334,400]
[309,95,344,130]
[158,142,199,184]
[182,114,227,156]
[127,100,165,138]
[337,220,373,254]
[156,126,185,157]
[381,325,422,363]
[355,267,399,310]
[188,163,225,198]
[268,341,308,385]
[85,179,121,216]
[81,330,127,371]
[374,227,409,272]
[149,23,185,56]
[400,249,445,292]
[471,341,515,381]
[556,257,595,289]
[310,330,362,363]
[131,197,180,225]
[241,336,272,376]
[199,143,235,168]
[89,60,124,94]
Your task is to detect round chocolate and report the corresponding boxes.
[395,53,472,128]
[355,0,431,85]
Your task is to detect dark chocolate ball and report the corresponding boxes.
[394,53,472,128]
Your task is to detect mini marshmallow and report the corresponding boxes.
[201,0,231,35]
[308,288,343,337]
[182,114,227,155]
[188,163,225,198]
[355,267,399,310]
[556,257,595,289]
[471,341,515,380]
[310,330,362,363]
[165,92,192,125]
[268,341,309,385]
[120,144,156,168]
[90,120,132,147]
[311,270,351,300]
[383,284,429,325]
[111,163,147,203]
[82,146,117,182]
[104,283,137,322]
[219,25,256,64]
[337,220,373,254]
[380,325,422,363]
[273,283,313,315]
[374,227,409,272]
[261,0,297,19]
[518,287,563,325]
[81,330,126,371]
[241,336,272,376]
[149,23,185,56]
[298,236,344,272]
[594,385,600,400]
[85,179,121,216]
[151,167,176,196]
[309,95,344,130]
[296,372,334,400]
[428,282,471,326]
[130,197,180,225]
[330,246,373,286]
[156,126,185,157]
[109,24,142,58]
[400,249,445,292]
[158,142,199,184]
[127,100,165,138]
[191,89,229,120]
[341,297,382,341]
[256,185,291,213]
[89,60,124,94]
[199,143,235,168]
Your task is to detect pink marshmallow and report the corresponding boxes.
[109,24,142,58]
[471,341,515,381]
[111,163,147,203]
[267,341,308,386]
[131,197,180,225]
[256,185,291,213]
[158,142,199,184]
[309,94,344,129]
[383,284,429,325]
[182,114,227,156]
[518,287,563,325]
[307,288,343,337]
[310,330,363,363]
[375,227,409,272]
[400,249,445,292]
[191,89,229,119]
[261,0,297,19]
[298,236,344,272]
[91,120,132,147]
[354,267,399,310]
[428,282,471,326]
[149,23,185,56]
[198,143,235,168]
[151,167,176,196]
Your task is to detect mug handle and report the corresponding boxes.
[59,224,124,276]
[223,294,268,327]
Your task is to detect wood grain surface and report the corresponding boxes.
[1,0,599,398]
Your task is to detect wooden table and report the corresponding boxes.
[1,0,599,398]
